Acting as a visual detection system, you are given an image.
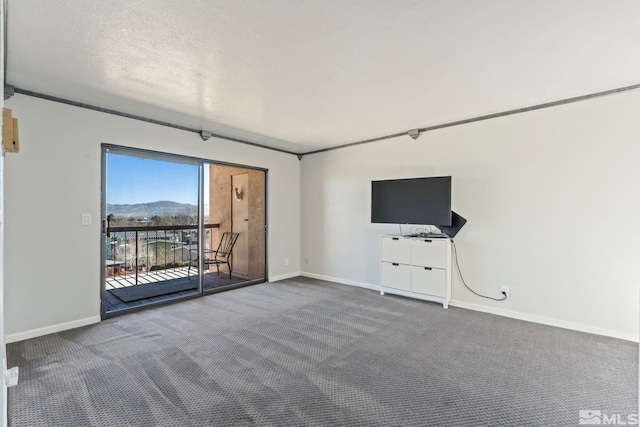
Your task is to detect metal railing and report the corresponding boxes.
[105,222,219,285]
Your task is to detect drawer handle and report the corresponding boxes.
[392,237,399,241]
[424,239,432,242]
[392,263,399,266]
[424,267,432,270]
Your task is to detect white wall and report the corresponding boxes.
[0,0,6,424]
[3,95,300,339]
[301,89,640,341]
[5,88,640,343]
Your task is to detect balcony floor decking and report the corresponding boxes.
[105,266,250,313]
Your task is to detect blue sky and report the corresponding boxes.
[107,154,199,205]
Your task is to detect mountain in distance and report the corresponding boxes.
[107,201,197,219]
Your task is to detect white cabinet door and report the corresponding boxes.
[381,237,411,264]
[381,262,412,291]
[411,239,446,268]
[411,266,446,297]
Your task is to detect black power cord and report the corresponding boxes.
[451,240,507,302]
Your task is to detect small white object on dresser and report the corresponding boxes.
[379,235,452,308]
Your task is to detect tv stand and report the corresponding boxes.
[379,235,452,308]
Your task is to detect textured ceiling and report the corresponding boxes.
[6,0,640,153]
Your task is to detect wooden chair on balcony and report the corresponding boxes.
[188,232,240,279]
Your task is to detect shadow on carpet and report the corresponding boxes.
[109,281,198,302]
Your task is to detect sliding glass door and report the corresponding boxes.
[102,147,201,316]
[202,162,266,292]
[101,146,267,318]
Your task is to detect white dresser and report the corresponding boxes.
[379,235,452,308]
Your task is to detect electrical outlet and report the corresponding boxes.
[285,258,289,266]
[4,366,19,387]
[304,257,308,265]
[500,285,510,299]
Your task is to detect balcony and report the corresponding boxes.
[105,223,244,312]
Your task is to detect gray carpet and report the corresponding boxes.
[7,277,638,426]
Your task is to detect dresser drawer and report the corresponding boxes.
[381,236,411,264]
[411,266,446,297]
[411,238,446,269]
[381,261,412,291]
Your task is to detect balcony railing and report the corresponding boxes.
[105,222,219,286]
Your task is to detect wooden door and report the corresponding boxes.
[231,173,249,278]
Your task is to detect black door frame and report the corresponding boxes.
[100,144,268,319]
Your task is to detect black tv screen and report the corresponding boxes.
[371,176,452,225]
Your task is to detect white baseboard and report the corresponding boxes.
[297,274,635,342]
[268,271,302,283]
[449,299,637,342]
[5,316,101,344]
[301,272,380,292]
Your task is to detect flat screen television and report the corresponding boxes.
[371,176,452,225]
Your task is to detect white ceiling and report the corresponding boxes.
[7,0,640,153]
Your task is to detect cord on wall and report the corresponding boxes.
[451,240,507,302]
